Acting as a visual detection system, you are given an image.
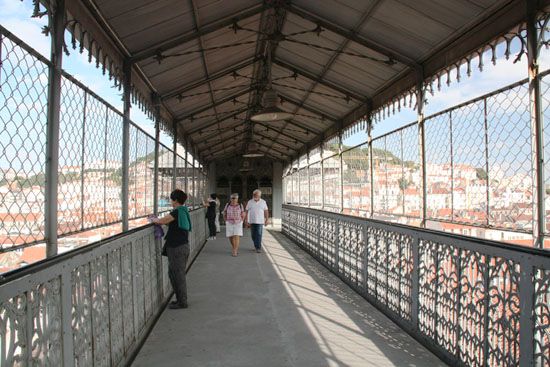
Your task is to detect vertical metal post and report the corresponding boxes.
[339,130,344,213]
[121,60,131,232]
[45,0,66,257]
[450,110,454,219]
[153,94,160,216]
[368,116,374,218]
[527,1,545,249]
[518,259,535,366]
[184,138,189,194]
[172,120,177,190]
[417,68,427,227]
[80,92,88,230]
[411,236,420,328]
[307,149,311,207]
[484,98,490,226]
[321,140,325,210]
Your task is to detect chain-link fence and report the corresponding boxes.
[342,142,370,217]
[0,29,49,249]
[0,27,202,256]
[284,70,549,247]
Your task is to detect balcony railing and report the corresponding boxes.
[0,208,206,366]
[282,204,550,367]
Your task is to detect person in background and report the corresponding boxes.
[223,193,245,256]
[215,196,221,233]
[151,189,190,309]
[204,193,217,240]
[244,189,269,253]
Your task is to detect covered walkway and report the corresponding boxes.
[133,228,444,367]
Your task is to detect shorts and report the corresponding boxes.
[226,222,243,237]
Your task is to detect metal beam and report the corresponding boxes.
[153,94,161,216]
[254,131,298,152]
[194,122,246,143]
[175,87,252,121]
[186,106,249,135]
[162,57,259,100]
[273,59,365,102]
[527,0,545,249]
[45,0,66,257]
[253,147,286,161]
[200,130,245,151]
[278,93,338,122]
[204,137,246,157]
[253,138,292,157]
[121,60,131,232]
[254,122,307,144]
[131,4,266,62]
[286,3,417,67]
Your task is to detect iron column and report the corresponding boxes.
[45,0,66,257]
[122,60,131,231]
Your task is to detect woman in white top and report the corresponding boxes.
[223,193,246,257]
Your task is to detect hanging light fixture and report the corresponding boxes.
[242,142,264,158]
[251,40,292,122]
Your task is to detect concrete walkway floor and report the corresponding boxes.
[133,227,446,367]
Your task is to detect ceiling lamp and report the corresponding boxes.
[242,142,265,158]
[251,39,292,122]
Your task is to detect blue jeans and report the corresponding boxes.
[250,224,263,249]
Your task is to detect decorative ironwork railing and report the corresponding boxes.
[0,208,206,366]
[282,205,550,367]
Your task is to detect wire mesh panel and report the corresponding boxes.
[385,131,404,218]
[323,135,339,158]
[451,101,487,226]
[309,162,322,208]
[0,32,49,249]
[342,143,370,217]
[543,73,550,236]
[401,125,421,222]
[372,137,389,216]
[175,154,186,192]
[322,156,341,212]
[425,113,452,221]
[129,126,154,219]
[82,93,107,229]
[298,167,308,206]
[158,146,173,213]
[487,83,532,232]
[58,76,85,234]
[105,109,123,224]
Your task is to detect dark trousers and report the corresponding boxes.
[167,244,190,305]
[250,224,263,249]
[207,216,216,237]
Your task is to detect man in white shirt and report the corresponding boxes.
[245,189,269,253]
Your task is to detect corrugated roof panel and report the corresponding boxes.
[195,0,260,26]
[103,0,195,53]
[292,0,377,28]
[304,86,362,118]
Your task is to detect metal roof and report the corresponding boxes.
[65,0,549,163]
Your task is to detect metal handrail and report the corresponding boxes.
[282,204,550,367]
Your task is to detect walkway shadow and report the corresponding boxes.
[133,228,445,367]
[265,228,447,367]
